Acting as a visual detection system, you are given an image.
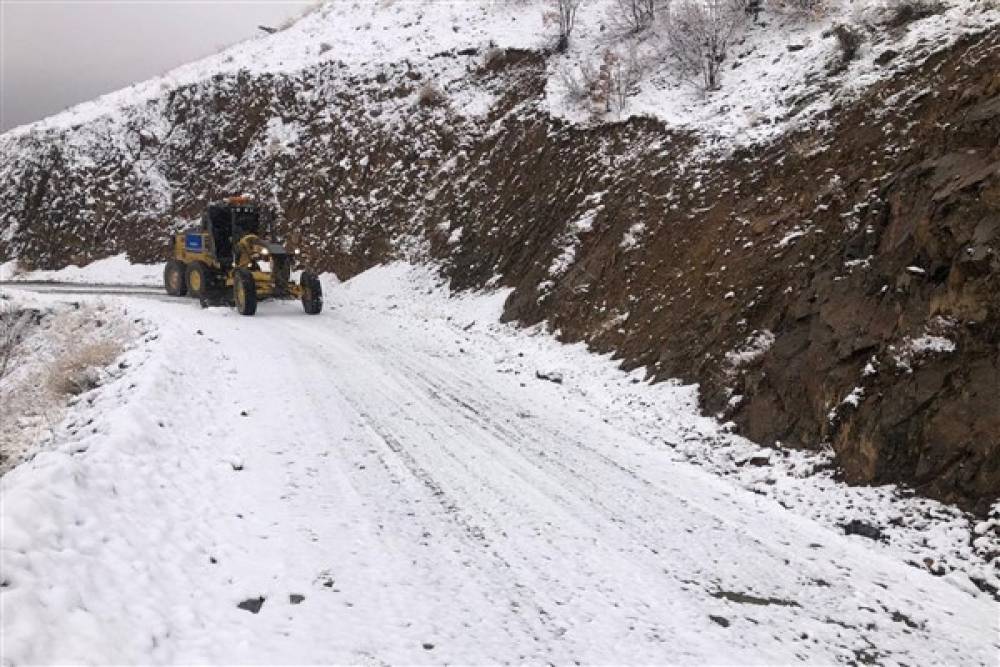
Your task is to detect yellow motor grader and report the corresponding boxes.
[163,196,322,316]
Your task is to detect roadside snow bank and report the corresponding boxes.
[4,254,162,286]
[0,288,142,473]
[0,260,20,281]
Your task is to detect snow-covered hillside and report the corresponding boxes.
[1,264,998,664]
[5,0,996,143]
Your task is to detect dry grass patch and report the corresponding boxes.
[0,300,137,473]
[47,340,123,396]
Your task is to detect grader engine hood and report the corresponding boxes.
[237,235,289,260]
[256,241,289,257]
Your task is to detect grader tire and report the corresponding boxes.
[300,271,323,315]
[164,260,187,296]
[186,261,211,299]
[234,268,257,316]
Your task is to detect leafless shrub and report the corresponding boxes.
[603,48,645,114]
[614,0,661,34]
[731,0,764,22]
[0,301,32,380]
[1,302,135,472]
[561,48,645,116]
[831,23,864,71]
[416,81,447,108]
[885,0,946,28]
[544,0,584,53]
[560,60,602,106]
[790,130,825,159]
[662,0,747,92]
[483,46,505,70]
[770,0,828,13]
[278,0,323,32]
[47,340,121,396]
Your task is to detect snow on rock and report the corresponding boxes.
[776,229,807,248]
[619,222,646,250]
[891,332,958,372]
[829,385,866,422]
[547,202,605,280]
[907,334,957,355]
[725,329,775,369]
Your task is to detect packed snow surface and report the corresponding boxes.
[2,263,997,665]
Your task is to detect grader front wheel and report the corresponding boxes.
[234,269,258,316]
[301,271,323,315]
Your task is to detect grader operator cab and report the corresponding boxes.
[163,196,322,316]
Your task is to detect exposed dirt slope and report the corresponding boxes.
[435,31,1000,514]
[0,29,997,513]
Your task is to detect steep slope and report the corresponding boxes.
[0,0,997,513]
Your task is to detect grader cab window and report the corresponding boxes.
[202,204,264,264]
[231,206,262,239]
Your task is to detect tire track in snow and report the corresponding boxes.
[278,318,826,662]
[314,299,996,665]
[279,324,592,660]
[4,286,996,665]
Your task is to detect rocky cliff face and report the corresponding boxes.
[0,15,996,513]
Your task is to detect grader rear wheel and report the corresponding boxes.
[164,260,187,296]
[186,261,211,299]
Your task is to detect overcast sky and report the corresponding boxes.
[0,0,313,132]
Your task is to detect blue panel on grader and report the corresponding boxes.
[185,233,204,252]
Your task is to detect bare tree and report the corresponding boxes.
[545,0,584,52]
[559,60,601,106]
[776,0,827,12]
[662,0,746,91]
[730,0,764,22]
[616,0,660,33]
[602,47,645,114]
[560,47,645,117]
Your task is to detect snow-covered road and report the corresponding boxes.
[2,265,997,665]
